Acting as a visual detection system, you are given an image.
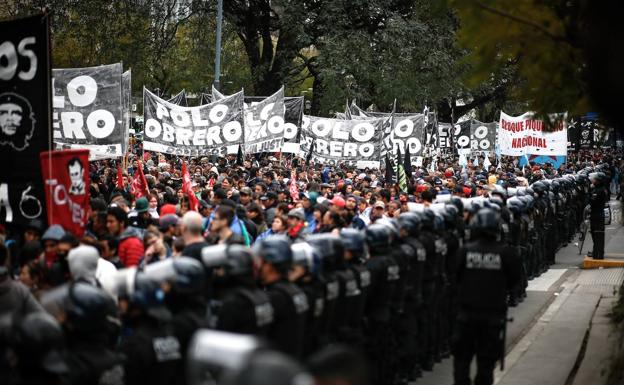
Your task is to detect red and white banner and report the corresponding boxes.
[498,111,567,156]
[40,149,90,237]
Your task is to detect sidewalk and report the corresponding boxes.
[415,199,624,385]
[495,268,623,385]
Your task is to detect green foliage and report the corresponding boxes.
[453,0,589,121]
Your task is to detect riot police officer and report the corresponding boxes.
[255,235,309,358]
[363,224,400,385]
[40,282,124,385]
[4,312,68,385]
[290,241,326,355]
[589,172,610,259]
[115,266,183,385]
[202,244,274,336]
[339,228,371,350]
[453,208,521,385]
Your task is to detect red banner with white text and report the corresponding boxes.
[40,149,90,237]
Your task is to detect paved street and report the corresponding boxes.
[416,199,624,385]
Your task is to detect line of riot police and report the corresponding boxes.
[1,168,606,385]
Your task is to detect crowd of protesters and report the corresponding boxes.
[0,142,622,385]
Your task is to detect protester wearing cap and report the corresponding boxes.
[262,191,278,225]
[129,197,157,229]
[40,225,66,269]
[239,187,253,206]
[286,208,307,240]
[329,195,346,213]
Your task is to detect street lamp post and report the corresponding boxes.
[214,0,223,91]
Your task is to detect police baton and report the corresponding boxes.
[500,314,514,371]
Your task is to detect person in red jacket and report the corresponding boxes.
[106,206,144,267]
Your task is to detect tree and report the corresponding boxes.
[453,0,624,131]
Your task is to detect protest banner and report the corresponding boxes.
[470,120,497,153]
[498,111,567,156]
[52,63,125,159]
[437,122,454,152]
[143,88,244,156]
[453,120,472,155]
[243,87,286,153]
[299,115,385,168]
[0,13,51,226]
[40,149,90,237]
[383,115,425,167]
[211,87,303,153]
[168,89,188,106]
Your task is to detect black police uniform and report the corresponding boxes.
[453,231,521,385]
[589,184,609,259]
[265,279,309,359]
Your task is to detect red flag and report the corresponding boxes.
[181,162,199,211]
[290,169,299,201]
[130,161,149,198]
[116,164,124,189]
[40,149,90,237]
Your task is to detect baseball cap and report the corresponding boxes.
[373,201,385,209]
[287,208,305,220]
[135,197,149,213]
[159,214,179,230]
[329,196,346,208]
[160,203,177,216]
[239,187,252,196]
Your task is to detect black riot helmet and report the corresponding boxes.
[339,228,366,252]
[10,312,68,374]
[339,228,368,260]
[291,242,322,276]
[469,208,501,239]
[398,212,422,237]
[306,233,345,271]
[365,224,391,251]
[432,212,446,231]
[420,209,435,231]
[254,235,293,267]
[449,196,464,216]
[375,218,401,241]
[41,282,120,338]
[143,256,205,294]
[506,196,524,215]
[442,205,459,229]
[531,181,546,196]
[202,244,255,277]
[222,350,314,385]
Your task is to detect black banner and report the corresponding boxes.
[282,96,304,153]
[437,123,454,152]
[168,89,188,107]
[470,120,497,153]
[383,115,425,167]
[0,14,51,226]
[243,87,285,153]
[300,116,385,168]
[52,63,124,159]
[143,88,244,157]
[453,120,472,154]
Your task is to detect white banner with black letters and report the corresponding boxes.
[143,88,244,157]
[52,63,124,160]
[300,116,385,169]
